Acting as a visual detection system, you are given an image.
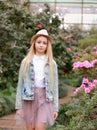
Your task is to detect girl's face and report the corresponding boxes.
[35,36,48,55]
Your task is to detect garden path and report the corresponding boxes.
[0,86,74,130]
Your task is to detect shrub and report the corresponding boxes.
[78,34,97,49]
[0,87,16,116]
[65,87,97,130]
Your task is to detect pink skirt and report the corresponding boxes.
[17,87,55,127]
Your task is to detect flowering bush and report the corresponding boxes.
[74,77,97,95]
[59,31,97,130]
[65,52,97,129]
[60,77,97,130]
[62,84,97,130]
[73,59,97,69]
[92,46,97,54]
[73,59,97,79]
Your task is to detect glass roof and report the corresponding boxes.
[30,0,97,3]
[30,0,97,7]
[30,0,97,29]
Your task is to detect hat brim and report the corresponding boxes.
[31,34,53,43]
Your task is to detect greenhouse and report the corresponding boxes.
[29,0,97,29]
[0,0,97,130]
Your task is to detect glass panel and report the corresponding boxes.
[55,4,81,14]
[83,14,97,24]
[64,14,81,23]
[30,3,55,14]
[84,0,97,2]
[56,0,81,3]
[30,0,97,3]
[30,0,97,29]
[30,0,55,2]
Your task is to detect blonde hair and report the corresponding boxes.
[21,36,54,89]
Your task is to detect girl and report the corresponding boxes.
[15,29,59,130]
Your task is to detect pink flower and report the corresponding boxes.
[66,47,72,52]
[93,79,97,85]
[88,82,95,90]
[82,60,93,68]
[82,78,89,84]
[73,61,82,69]
[73,60,93,69]
[80,84,85,89]
[92,52,97,54]
[37,24,43,28]
[74,78,97,96]
[74,87,81,95]
[74,91,77,95]
[91,59,97,66]
[93,46,97,50]
[74,54,79,59]
[84,87,91,93]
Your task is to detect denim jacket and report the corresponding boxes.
[15,58,59,112]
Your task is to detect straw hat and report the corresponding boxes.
[31,29,53,43]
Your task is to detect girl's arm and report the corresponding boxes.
[53,61,59,113]
[15,60,24,110]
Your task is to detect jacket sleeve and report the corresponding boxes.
[53,61,59,112]
[15,60,24,109]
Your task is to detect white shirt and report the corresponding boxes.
[33,55,46,88]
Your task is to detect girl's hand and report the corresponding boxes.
[16,109,24,117]
[53,112,58,120]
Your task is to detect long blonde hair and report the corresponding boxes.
[21,36,54,89]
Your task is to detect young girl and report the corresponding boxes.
[15,29,59,130]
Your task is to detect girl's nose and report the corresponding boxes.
[40,43,43,46]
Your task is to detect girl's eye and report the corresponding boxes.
[37,41,41,44]
[43,42,47,45]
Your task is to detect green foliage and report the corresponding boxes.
[62,89,97,130]
[59,78,68,98]
[56,89,97,130]
[66,24,85,41]
[56,104,71,126]
[0,0,35,90]
[64,71,83,88]
[0,87,16,116]
[59,27,97,130]
[78,34,97,49]
[89,26,97,35]
[73,48,97,81]
[53,36,73,74]
[34,3,61,35]
[73,28,97,81]
[47,125,65,130]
